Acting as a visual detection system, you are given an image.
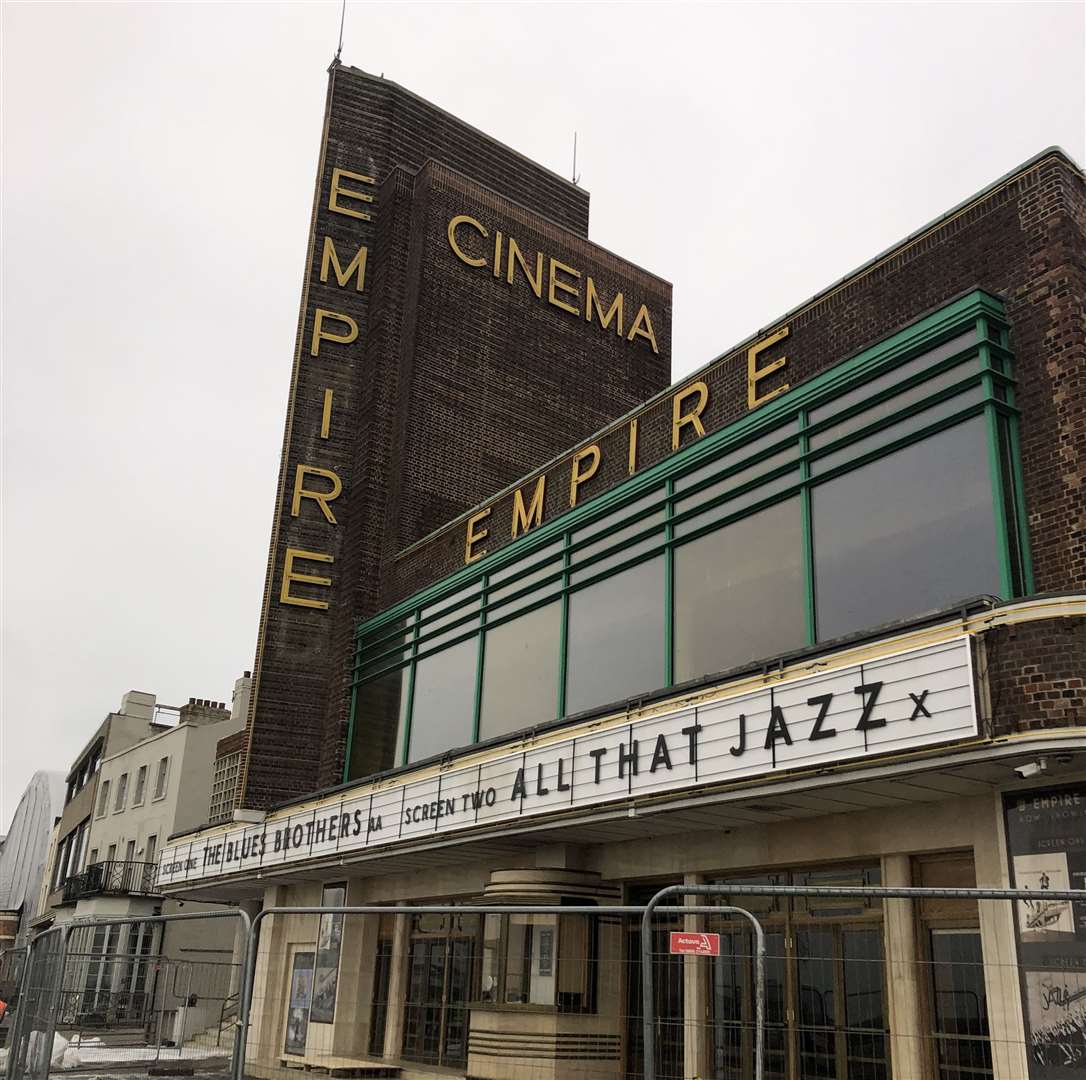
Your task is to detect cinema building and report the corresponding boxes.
[158,62,1086,1080]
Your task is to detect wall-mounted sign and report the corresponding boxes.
[1004,783,1086,1080]
[669,932,721,956]
[158,635,977,888]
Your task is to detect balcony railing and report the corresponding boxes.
[63,861,159,902]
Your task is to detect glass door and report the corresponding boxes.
[713,929,789,1080]
[401,931,477,1069]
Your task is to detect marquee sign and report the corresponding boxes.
[158,635,977,887]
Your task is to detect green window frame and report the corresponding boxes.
[346,290,1031,781]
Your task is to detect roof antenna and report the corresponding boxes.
[334,0,346,63]
[572,131,581,186]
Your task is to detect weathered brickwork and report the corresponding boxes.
[241,65,672,807]
[985,618,1086,736]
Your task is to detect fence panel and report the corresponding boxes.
[3,910,248,1080]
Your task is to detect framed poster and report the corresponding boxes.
[1004,784,1086,1079]
[310,883,346,1023]
[284,950,314,1055]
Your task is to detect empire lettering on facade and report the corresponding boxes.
[160,635,976,886]
[462,323,791,564]
[276,167,376,613]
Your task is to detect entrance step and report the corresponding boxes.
[278,1058,401,1078]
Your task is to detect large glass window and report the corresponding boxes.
[565,555,666,716]
[478,601,561,740]
[812,418,1001,641]
[408,637,477,763]
[349,295,1029,778]
[674,498,806,682]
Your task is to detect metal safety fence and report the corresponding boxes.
[3,909,249,1080]
[4,883,1085,1080]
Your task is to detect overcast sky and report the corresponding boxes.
[2,1,1083,828]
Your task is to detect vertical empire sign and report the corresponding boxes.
[1004,784,1086,1080]
[239,66,378,807]
[279,161,374,610]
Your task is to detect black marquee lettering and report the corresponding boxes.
[649,734,672,773]
[511,768,527,801]
[681,723,702,764]
[535,764,550,796]
[557,759,571,792]
[730,714,747,757]
[808,694,836,740]
[908,690,931,720]
[764,706,793,750]
[618,741,639,779]
[589,747,608,783]
[854,682,886,731]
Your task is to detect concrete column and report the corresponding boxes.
[381,903,411,1060]
[975,794,1029,1080]
[245,885,287,1068]
[682,872,711,1080]
[332,899,377,1058]
[882,854,926,1080]
[229,899,262,999]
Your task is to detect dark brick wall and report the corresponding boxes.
[985,618,1086,735]
[240,65,672,807]
[216,730,247,760]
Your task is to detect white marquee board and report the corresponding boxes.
[157,635,977,886]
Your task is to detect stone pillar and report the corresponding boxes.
[381,903,411,1060]
[683,872,711,1080]
[975,794,1029,1080]
[882,855,925,1080]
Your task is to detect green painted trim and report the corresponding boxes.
[557,533,571,719]
[398,613,420,767]
[799,409,816,646]
[664,478,675,686]
[472,577,488,743]
[343,679,359,784]
[978,320,1014,600]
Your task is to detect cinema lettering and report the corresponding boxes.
[159,635,977,887]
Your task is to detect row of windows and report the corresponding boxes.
[65,741,103,806]
[51,823,161,890]
[349,296,1028,779]
[95,756,170,818]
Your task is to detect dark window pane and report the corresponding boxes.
[813,418,1001,641]
[565,556,665,715]
[930,930,993,1080]
[408,637,477,763]
[674,498,805,682]
[479,601,561,740]
[350,668,408,779]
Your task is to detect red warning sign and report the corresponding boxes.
[668,931,721,956]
